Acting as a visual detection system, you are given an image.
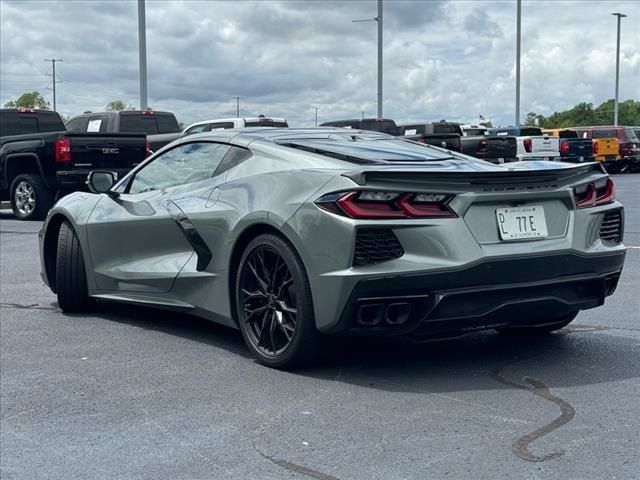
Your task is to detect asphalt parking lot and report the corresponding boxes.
[1,175,638,480]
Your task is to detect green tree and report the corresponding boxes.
[4,91,50,110]
[105,100,135,111]
[479,121,493,128]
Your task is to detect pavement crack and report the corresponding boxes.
[251,441,339,480]
[491,368,576,462]
[0,302,59,311]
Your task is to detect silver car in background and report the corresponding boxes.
[39,128,626,368]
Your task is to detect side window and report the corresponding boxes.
[184,124,209,136]
[213,146,252,177]
[65,117,86,132]
[128,142,231,194]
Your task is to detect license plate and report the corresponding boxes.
[496,206,548,240]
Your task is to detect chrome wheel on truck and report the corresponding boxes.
[9,174,53,221]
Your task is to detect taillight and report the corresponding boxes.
[145,140,152,158]
[619,143,633,157]
[17,108,36,113]
[477,140,488,154]
[141,110,155,115]
[560,142,570,155]
[55,138,71,163]
[592,141,598,154]
[523,138,532,153]
[316,191,456,219]
[574,178,615,208]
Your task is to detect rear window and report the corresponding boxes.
[359,120,398,135]
[592,129,617,138]
[465,128,486,136]
[281,135,462,163]
[119,113,180,134]
[0,112,64,136]
[520,127,542,136]
[244,120,288,128]
[558,130,578,139]
[433,124,462,135]
[156,114,181,133]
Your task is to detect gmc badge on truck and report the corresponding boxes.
[102,148,120,154]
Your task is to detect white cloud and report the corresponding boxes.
[1,0,638,127]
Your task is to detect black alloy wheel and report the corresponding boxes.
[236,234,320,368]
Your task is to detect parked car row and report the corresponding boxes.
[1,106,637,221]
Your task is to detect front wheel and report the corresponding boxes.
[497,311,578,335]
[56,221,92,313]
[235,233,321,369]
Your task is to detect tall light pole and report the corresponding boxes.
[612,12,626,126]
[353,0,383,119]
[138,0,148,110]
[515,0,521,127]
[312,106,319,126]
[233,96,242,117]
[45,59,63,111]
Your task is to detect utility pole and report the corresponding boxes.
[312,106,318,126]
[44,59,63,111]
[361,111,365,120]
[353,0,383,119]
[612,12,627,126]
[233,96,242,117]
[138,0,148,110]
[515,0,521,127]
[377,0,383,119]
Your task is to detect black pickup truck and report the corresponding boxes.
[1,109,146,220]
[320,118,454,147]
[66,110,182,152]
[400,120,518,163]
[398,122,462,151]
[543,129,596,163]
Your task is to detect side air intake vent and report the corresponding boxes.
[600,210,623,243]
[353,229,404,266]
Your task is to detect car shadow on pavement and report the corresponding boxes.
[79,300,640,394]
[87,301,253,360]
[302,326,640,394]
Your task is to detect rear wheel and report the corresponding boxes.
[497,311,578,335]
[10,174,53,221]
[56,221,92,313]
[235,234,321,369]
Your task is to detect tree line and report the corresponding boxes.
[524,99,640,128]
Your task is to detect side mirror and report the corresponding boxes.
[87,171,118,196]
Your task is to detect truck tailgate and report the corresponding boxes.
[65,132,147,169]
[530,136,559,156]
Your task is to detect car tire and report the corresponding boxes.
[235,233,321,369]
[10,174,53,221]
[497,311,578,335]
[56,221,92,313]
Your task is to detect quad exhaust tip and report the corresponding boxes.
[356,302,412,327]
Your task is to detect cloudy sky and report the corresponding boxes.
[1,0,638,127]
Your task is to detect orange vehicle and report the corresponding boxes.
[573,126,640,173]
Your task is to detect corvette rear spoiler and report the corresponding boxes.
[342,161,606,186]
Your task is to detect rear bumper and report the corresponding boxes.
[326,250,625,336]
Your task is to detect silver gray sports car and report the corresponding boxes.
[39,128,626,368]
